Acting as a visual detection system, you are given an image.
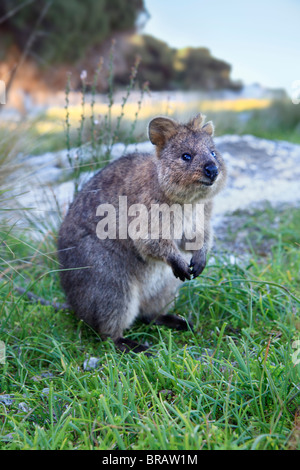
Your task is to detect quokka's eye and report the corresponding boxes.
[181,153,192,161]
[211,151,216,157]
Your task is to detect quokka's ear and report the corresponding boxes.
[188,113,206,130]
[201,120,215,136]
[148,116,179,148]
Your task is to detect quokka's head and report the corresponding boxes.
[148,114,227,202]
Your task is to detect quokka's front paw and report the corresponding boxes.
[189,249,206,278]
[168,255,191,282]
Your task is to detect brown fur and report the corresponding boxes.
[57,114,227,353]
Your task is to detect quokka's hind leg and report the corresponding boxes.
[153,314,193,330]
[139,279,193,331]
[141,313,193,331]
[114,337,151,354]
[107,281,152,355]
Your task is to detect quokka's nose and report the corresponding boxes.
[204,163,218,181]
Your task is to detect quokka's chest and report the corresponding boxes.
[170,201,206,252]
[144,200,204,236]
[102,197,206,246]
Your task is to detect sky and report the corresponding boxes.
[142,0,300,95]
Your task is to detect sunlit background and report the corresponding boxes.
[0,0,299,166]
[143,0,300,96]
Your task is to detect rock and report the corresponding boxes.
[18,402,32,413]
[83,356,101,371]
[212,135,300,222]
[0,394,14,406]
[0,433,14,442]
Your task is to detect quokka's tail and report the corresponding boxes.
[15,286,70,311]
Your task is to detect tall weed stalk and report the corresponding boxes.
[64,42,146,194]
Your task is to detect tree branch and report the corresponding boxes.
[1,0,52,110]
[0,0,35,25]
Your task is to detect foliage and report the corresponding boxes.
[119,34,176,90]
[0,0,146,64]
[0,1,240,92]
[173,47,235,90]
[116,34,241,91]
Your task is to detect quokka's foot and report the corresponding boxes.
[153,314,193,331]
[114,337,151,355]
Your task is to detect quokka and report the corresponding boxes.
[58,114,227,353]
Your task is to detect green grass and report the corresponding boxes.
[0,204,299,450]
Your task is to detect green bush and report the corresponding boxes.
[0,0,145,64]
[116,34,240,91]
[173,47,235,90]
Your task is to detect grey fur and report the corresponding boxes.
[57,114,227,353]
